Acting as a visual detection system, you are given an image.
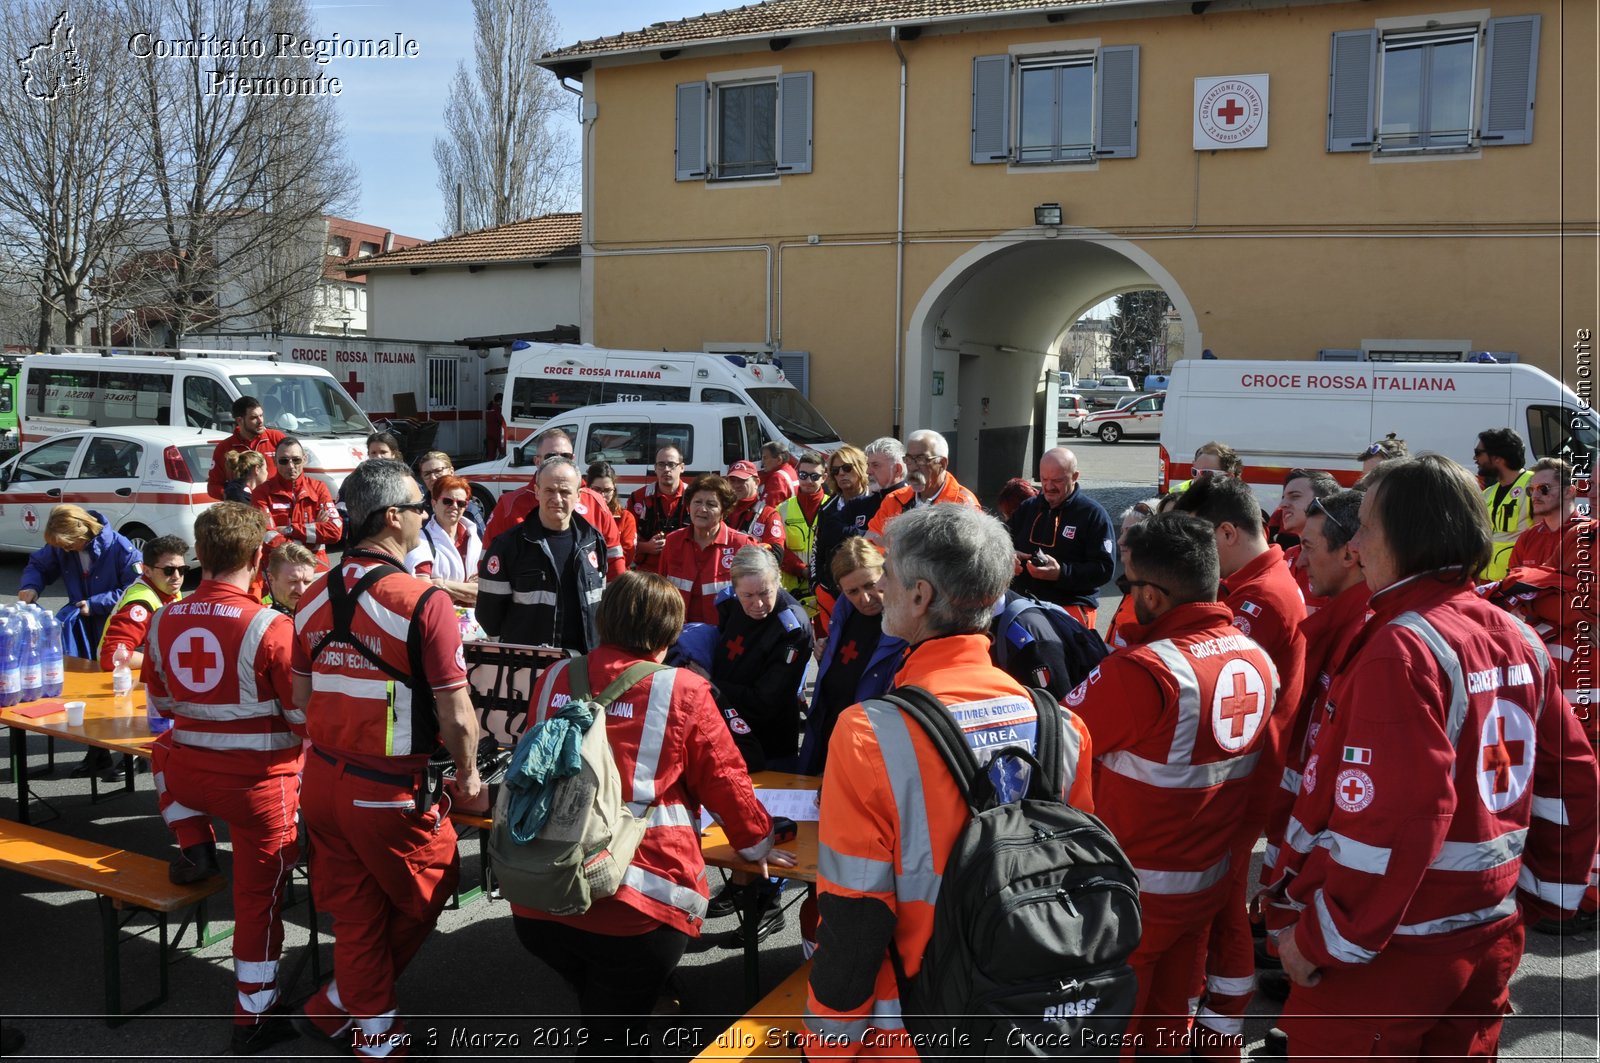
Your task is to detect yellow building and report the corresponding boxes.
[540,0,1597,498]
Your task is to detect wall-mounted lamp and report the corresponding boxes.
[1034,202,1063,226]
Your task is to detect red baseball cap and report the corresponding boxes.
[726,460,759,480]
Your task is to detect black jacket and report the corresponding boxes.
[1007,489,1116,608]
[710,587,813,767]
[477,514,605,651]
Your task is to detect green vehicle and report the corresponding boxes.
[0,357,19,454]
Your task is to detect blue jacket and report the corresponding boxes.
[21,511,141,658]
[797,594,906,775]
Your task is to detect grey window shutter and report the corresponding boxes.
[775,351,810,397]
[1327,30,1377,152]
[675,81,707,181]
[1480,15,1540,146]
[777,71,813,174]
[1095,45,1139,158]
[971,54,1011,164]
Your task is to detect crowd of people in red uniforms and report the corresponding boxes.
[53,402,1597,1060]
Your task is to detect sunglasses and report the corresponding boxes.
[436,497,469,508]
[391,501,429,515]
[1123,578,1171,596]
[276,456,304,466]
[1473,448,1488,457]
[797,471,825,482]
[1532,483,1559,497]
[828,465,850,474]
[541,452,575,463]
[1307,497,1355,539]
[156,564,188,577]
[1362,443,1386,458]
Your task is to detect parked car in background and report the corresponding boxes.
[1082,391,1165,443]
[1076,374,1138,408]
[1059,393,1093,435]
[0,426,225,558]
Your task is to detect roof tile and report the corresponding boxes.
[350,213,582,271]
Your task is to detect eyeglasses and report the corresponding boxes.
[1122,578,1171,596]
[906,453,937,465]
[797,471,825,482]
[541,451,575,463]
[391,501,429,515]
[1307,497,1355,539]
[276,456,304,466]
[655,461,683,469]
[1472,448,1487,457]
[157,564,188,577]
[420,466,449,479]
[437,497,469,508]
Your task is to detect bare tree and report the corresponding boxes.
[0,2,152,347]
[1108,290,1172,376]
[434,0,576,234]
[123,0,356,343]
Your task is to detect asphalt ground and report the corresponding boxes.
[0,436,1594,1059]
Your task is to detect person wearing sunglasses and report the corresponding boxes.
[481,428,625,579]
[404,474,482,616]
[1473,427,1536,582]
[1065,512,1280,1056]
[1271,456,1598,1058]
[1505,456,1587,572]
[1354,432,1407,477]
[96,533,190,673]
[254,437,343,571]
[776,451,829,620]
[808,444,871,624]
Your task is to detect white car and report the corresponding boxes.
[1082,392,1165,443]
[0,426,226,558]
[1059,393,1092,436]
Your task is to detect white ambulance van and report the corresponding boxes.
[20,351,375,493]
[502,344,842,455]
[1159,359,1595,508]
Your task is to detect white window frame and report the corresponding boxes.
[1012,52,1098,166]
[706,65,783,185]
[1375,26,1481,152]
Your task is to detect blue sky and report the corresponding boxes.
[312,0,712,239]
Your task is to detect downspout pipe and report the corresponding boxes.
[890,27,908,439]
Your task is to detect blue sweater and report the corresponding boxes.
[21,511,141,657]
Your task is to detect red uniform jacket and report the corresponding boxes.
[142,581,302,774]
[483,483,625,578]
[98,577,179,671]
[727,497,786,553]
[513,648,776,937]
[627,481,687,574]
[1069,601,1279,912]
[1282,544,1329,613]
[1277,575,1600,970]
[658,524,758,626]
[762,464,798,509]
[254,474,342,568]
[207,428,287,501]
[1508,512,1593,572]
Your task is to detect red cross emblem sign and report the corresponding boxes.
[1210,658,1268,752]
[1334,768,1375,813]
[174,628,226,694]
[1194,75,1269,150]
[1477,700,1535,812]
[22,505,37,532]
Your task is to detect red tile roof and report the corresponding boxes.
[349,213,582,271]
[325,217,426,281]
[542,0,1129,63]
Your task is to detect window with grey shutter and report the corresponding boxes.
[1327,29,1377,152]
[971,54,1011,164]
[777,72,813,174]
[1480,15,1540,146]
[675,81,708,181]
[1095,45,1139,158]
[775,351,811,397]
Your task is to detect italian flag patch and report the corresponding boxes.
[1343,746,1372,765]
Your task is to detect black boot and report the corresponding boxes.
[71,748,113,778]
[170,841,221,884]
[230,1009,300,1055]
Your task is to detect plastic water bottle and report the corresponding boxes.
[40,610,64,699]
[112,643,133,697]
[0,617,19,708]
[19,611,42,703]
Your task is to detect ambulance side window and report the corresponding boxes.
[744,416,761,457]
[1526,404,1596,471]
[512,378,597,421]
[722,418,744,466]
[184,376,232,431]
[655,424,694,466]
[703,388,740,405]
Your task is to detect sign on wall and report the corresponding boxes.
[1194,75,1269,150]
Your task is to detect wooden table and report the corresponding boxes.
[700,772,822,1006]
[2,669,153,824]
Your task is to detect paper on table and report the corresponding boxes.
[13,701,67,719]
[756,788,822,823]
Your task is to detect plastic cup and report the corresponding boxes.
[64,701,86,726]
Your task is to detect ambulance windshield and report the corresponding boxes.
[748,387,841,445]
[232,373,371,437]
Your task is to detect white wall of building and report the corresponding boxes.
[366,262,580,343]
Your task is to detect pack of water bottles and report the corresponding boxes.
[0,603,65,708]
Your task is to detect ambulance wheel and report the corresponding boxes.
[1098,423,1123,443]
[471,482,497,519]
[121,523,155,554]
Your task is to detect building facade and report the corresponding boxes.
[541,0,1596,498]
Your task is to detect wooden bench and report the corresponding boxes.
[694,960,810,1060]
[0,820,226,1024]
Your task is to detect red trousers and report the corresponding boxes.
[153,736,301,1024]
[1125,882,1232,1058]
[1192,859,1257,1060]
[301,752,460,1058]
[1280,920,1525,1060]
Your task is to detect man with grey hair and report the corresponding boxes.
[292,459,483,1054]
[803,504,1094,1055]
[839,437,908,540]
[483,427,624,578]
[478,457,607,651]
[865,429,979,544]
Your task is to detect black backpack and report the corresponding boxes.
[880,685,1142,1058]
